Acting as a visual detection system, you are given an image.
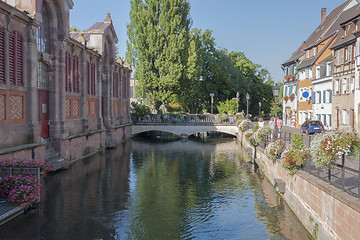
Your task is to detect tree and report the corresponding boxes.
[126,0,196,113]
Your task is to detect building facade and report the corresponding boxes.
[0,0,132,169]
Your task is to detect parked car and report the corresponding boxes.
[300,120,325,135]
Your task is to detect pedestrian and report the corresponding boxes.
[277,117,282,138]
[268,117,275,140]
[258,117,264,127]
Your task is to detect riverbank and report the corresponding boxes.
[0,200,24,226]
[241,135,360,240]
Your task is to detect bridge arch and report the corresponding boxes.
[132,124,238,138]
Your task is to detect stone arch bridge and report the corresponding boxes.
[132,123,238,138]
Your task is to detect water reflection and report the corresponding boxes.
[0,138,310,240]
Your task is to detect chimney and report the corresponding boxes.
[321,8,326,23]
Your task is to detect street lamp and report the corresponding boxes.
[236,92,239,113]
[259,102,261,117]
[210,93,214,114]
[246,92,250,119]
[273,83,280,139]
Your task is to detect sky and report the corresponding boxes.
[70,0,349,83]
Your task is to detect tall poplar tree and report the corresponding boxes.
[126,0,196,112]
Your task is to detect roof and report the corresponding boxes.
[283,0,356,65]
[330,4,360,49]
[318,54,333,64]
[297,56,316,69]
[304,0,350,50]
[282,46,303,66]
[88,22,112,32]
[70,32,90,42]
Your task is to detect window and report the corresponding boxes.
[9,31,23,86]
[122,75,127,98]
[313,47,317,56]
[309,68,313,79]
[73,56,79,93]
[290,65,294,75]
[342,109,349,125]
[318,91,321,104]
[37,62,49,89]
[334,80,339,94]
[284,86,288,96]
[328,114,332,127]
[316,66,320,79]
[326,62,332,76]
[350,77,354,92]
[65,52,71,92]
[306,50,310,58]
[87,63,96,95]
[323,114,327,126]
[342,78,347,94]
[323,90,326,103]
[113,72,119,98]
[0,27,4,84]
[328,89,332,103]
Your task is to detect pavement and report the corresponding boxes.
[0,198,24,226]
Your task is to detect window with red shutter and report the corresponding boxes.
[122,75,127,98]
[8,31,23,86]
[113,72,119,98]
[87,62,90,95]
[65,52,71,92]
[73,56,79,93]
[9,32,15,85]
[0,27,5,84]
[16,33,23,85]
[91,63,96,95]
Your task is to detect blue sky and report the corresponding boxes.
[70,0,348,82]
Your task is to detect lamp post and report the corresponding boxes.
[210,93,214,114]
[273,83,280,140]
[259,102,261,118]
[236,92,239,113]
[246,92,250,119]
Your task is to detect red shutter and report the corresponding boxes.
[122,75,127,98]
[87,62,90,95]
[0,27,5,84]
[15,32,23,85]
[66,52,71,92]
[73,56,79,93]
[9,32,15,85]
[91,63,95,95]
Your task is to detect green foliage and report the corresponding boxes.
[281,133,307,175]
[127,0,194,113]
[127,2,275,114]
[130,101,151,117]
[215,113,227,123]
[217,99,237,115]
[166,103,184,113]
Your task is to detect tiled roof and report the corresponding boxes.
[282,46,303,66]
[304,1,349,50]
[283,0,354,65]
[70,32,91,42]
[330,4,360,49]
[88,22,112,32]
[318,54,333,64]
[297,56,316,69]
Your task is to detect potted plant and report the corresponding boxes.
[310,131,360,168]
[265,139,285,161]
[281,133,307,175]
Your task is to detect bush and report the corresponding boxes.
[217,99,237,115]
[265,139,285,161]
[166,103,184,113]
[215,113,228,123]
[130,101,151,117]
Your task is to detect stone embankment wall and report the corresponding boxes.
[241,137,360,240]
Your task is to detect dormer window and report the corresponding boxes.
[306,50,310,58]
[313,47,317,56]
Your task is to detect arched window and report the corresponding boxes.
[37,3,51,53]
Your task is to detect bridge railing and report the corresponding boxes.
[132,114,237,124]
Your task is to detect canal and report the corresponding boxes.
[0,136,311,239]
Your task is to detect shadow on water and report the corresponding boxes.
[0,137,311,240]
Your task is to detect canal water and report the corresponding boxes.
[0,137,311,240]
